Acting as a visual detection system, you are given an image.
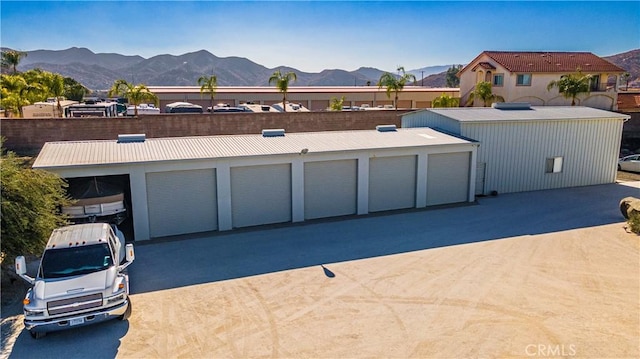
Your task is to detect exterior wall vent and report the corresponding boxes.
[492,102,531,110]
[117,134,146,143]
[376,124,397,132]
[262,129,285,137]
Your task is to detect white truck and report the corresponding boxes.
[15,223,135,339]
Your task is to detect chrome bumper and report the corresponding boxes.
[24,299,129,333]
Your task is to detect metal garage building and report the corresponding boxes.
[33,127,478,241]
[401,104,630,195]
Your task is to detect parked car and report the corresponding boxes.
[618,154,640,173]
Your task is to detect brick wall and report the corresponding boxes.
[2,110,408,154]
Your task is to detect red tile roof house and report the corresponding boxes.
[458,51,626,110]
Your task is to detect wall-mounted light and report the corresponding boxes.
[300,148,309,155]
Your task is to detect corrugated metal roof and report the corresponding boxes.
[33,128,472,169]
[415,106,630,122]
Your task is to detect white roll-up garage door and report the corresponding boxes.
[304,160,357,220]
[146,169,217,238]
[427,152,470,205]
[369,155,417,212]
[231,164,291,228]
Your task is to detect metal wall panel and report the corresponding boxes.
[309,100,330,111]
[427,152,470,205]
[304,160,357,220]
[231,164,292,228]
[369,156,417,212]
[146,169,217,238]
[463,118,623,194]
[401,111,462,134]
[475,162,486,195]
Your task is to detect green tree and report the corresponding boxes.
[198,75,218,112]
[42,72,65,117]
[546,69,592,106]
[446,65,462,88]
[377,66,416,110]
[1,144,72,261]
[465,81,505,107]
[329,96,345,111]
[620,72,630,91]
[432,93,460,108]
[64,77,90,102]
[0,74,38,117]
[108,79,158,116]
[1,50,27,74]
[268,70,297,112]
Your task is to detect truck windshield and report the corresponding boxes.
[40,243,113,279]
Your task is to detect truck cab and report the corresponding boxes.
[15,223,135,339]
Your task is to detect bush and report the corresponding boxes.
[628,212,640,234]
[1,148,71,264]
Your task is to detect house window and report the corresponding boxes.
[516,74,532,86]
[590,75,600,91]
[545,157,563,173]
[493,74,504,87]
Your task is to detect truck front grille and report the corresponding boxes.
[47,293,103,315]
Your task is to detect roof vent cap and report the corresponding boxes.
[262,129,285,137]
[117,134,146,143]
[492,102,531,110]
[376,124,397,132]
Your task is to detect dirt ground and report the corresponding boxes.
[117,226,638,359]
[617,169,640,182]
[2,181,639,359]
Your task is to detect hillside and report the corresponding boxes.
[604,49,640,83]
[6,47,638,90]
[8,47,453,90]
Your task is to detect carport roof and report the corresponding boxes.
[33,127,474,169]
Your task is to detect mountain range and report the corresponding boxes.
[6,47,639,91]
[7,47,452,90]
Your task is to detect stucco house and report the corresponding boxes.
[459,51,626,110]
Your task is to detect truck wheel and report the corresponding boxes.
[29,330,46,339]
[119,301,132,321]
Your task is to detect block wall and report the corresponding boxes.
[2,110,408,154]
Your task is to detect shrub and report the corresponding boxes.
[628,212,640,234]
[1,147,71,264]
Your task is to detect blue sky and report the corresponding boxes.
[1,1,638,72]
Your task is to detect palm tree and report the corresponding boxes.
[465,81,505,107]
[1,50,27,74]
[268,70,297,112]
[377,66,416,110]
[621,72,630,91]
[108,79,158,116]
[546,69,592,106]
[0,74,37,117]
[43,73,65,117]
[198,75,218,112]
[329,96,345,111]
[432,93,460,108]
[445,65,462,88]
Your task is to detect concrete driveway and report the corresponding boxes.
[2,182,639,358]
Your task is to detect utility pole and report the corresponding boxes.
[421,71,424,86]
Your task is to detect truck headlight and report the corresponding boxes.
[24,309,46,317]
[106,293,125,305]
